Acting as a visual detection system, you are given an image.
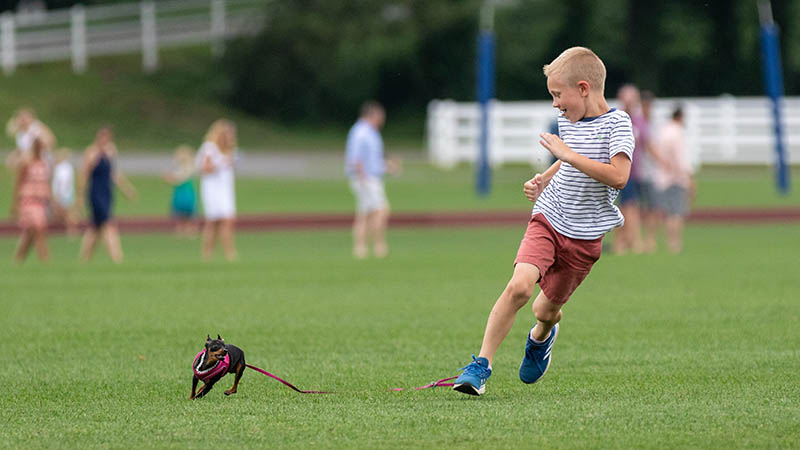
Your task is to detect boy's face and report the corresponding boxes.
[547,74,587,123]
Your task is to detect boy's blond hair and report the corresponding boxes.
[543,47,606,93]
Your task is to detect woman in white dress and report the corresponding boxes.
[196,119,238,261]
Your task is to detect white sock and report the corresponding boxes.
[529,325,546,344]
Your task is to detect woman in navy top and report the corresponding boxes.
[78,127,136,263]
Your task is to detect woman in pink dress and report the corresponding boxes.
[653,107,694,253]
[10,137,51,263]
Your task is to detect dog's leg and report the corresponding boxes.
[225,363,245,396]
[195,380,214,399]
[191,375,199,400]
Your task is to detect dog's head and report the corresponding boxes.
[205,334,228,363]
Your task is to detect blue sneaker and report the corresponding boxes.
[453,355,491,396]
[519,323,559,384]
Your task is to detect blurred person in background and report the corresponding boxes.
[78,127,137,263]
[163,145,198,237]
[10,137,50,263]
[653,107,693,253]
[51,148,78,237]
[612,84,645,254]
[345,101,392,259]
[5,108,55,169]
[196,119,238,262]
[637,91,660,253]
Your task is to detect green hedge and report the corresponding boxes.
[221,0,480,123]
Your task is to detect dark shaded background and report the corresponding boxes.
[4,0,799,125]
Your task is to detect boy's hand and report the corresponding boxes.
[523,174,545,203]
[539,133,574,162]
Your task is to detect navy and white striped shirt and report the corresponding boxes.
[532,108,635,240]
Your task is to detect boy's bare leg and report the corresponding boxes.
[14,230,34,263]
[33,228,49,262]
[102,224,124,263]
[531,290,563,341]
[352,213,368,259]
[80,227,98,261]
[371,208,389,258]
[220,218,238,261]
[478,263,540,366]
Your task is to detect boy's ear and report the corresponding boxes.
[577,80,591,97]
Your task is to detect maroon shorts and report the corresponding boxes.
[514,214,603,305]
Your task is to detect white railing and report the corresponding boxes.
[427,96,800,168]
[0,0,267,74]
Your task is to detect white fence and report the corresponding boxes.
[0,0,267,74]
[427,96,800,168]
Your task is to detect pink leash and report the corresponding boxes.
[388,376,457,391]
[245,363,456,394]
[245,364,333,394]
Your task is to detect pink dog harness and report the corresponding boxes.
[193,350,230,382]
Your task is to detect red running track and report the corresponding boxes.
[0,208,798,236]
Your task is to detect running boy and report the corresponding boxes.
[454,47,634,396]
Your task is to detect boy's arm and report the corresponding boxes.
[523,160,561,203]
[539,133,630,190]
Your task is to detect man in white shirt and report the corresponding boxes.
[345,101,389,259]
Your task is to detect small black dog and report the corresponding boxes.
[191,335,246,400]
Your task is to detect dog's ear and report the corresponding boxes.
[206,335,212,345]
[217,334,224,341]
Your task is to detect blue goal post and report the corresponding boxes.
[476,30,495,196]
[758,0,791,195]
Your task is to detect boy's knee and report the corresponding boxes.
[533,300,561,323]
[504,278,535,305]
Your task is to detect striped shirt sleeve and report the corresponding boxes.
[609,115,635,160]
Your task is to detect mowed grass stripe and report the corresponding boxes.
[1,224,798,448]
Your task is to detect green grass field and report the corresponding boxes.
[1,163,799,448]
[1,223,798,449]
